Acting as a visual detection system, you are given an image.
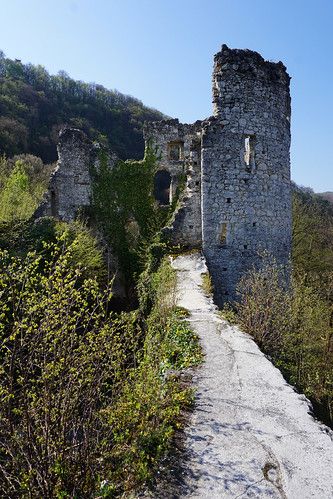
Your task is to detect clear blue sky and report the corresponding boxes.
[0,0,332,191]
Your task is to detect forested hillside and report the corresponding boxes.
[0,51,166,162]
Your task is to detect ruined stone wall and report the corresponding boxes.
[144,119,202,247]
[36,45,292,306]
[35,128,96,221]
[36,128,117,222]
[202,45,291,304]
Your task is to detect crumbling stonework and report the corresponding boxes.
[36,45,292,305]
[145,45,291,304]
[202,45,291,303]
[35,128,95,221]
[143,119,202,247]
[35,128,117,221]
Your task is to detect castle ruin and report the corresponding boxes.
[37,45,292,305]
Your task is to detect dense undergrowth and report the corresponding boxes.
[0,226,202,497]
[0,138,202,496]
[228,189,333,426]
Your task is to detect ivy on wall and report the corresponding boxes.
[91,143,171,284]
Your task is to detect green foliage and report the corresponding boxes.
[0,154,53,222]
[146,258,203,372]
[236,259,333,425]
[219,303,237,324]
[0,240,202,496]
[0,242,139,497]
[0,51,166,162]
[55,220,106,281]
[91,145,170,285]
[293,189,333,277]
[103,258,202,494]
[0,216,105,282]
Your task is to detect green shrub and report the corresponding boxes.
[0,243,139,497]
[0,155,53,222]
[0,245,202,496]
[236,260,333,424]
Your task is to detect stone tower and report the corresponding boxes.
[37,45,292,306]
[202,45,291,303]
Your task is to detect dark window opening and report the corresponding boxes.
[243,244,248,249]
[222,267,228,271]
[168,141,184,161]
[195,181,200,186]
[253,222,257,227]
[51,190,57,217]
[219,223,227,246]
[226,197,231,203]
[154,170,172,205]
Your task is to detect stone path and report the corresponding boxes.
[170,253,333,499]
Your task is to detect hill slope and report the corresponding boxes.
[0,51,166,162]
[317,191,333,203]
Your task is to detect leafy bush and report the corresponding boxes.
[0,154,53,222]
[0,243,139,497]
[236,260,333,424]
[0,242,202,496]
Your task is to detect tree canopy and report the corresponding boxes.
[0,52,167,163]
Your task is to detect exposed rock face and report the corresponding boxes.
[144,45,292,305]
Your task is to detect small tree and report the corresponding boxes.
[0,241,137,497]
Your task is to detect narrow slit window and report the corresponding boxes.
[244,135,255,169]
[219,222,227,246]
[51,190,57,217]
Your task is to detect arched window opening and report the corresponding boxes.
[154,170,172,206]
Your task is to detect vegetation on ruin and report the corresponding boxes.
[201,271,214,296]
[0,50,166,164]
[91,144,182,289]
[0,130,200,496]
[0,227,201,497]
[233,189,333,426]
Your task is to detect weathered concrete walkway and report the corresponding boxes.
[171,253,333,499]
